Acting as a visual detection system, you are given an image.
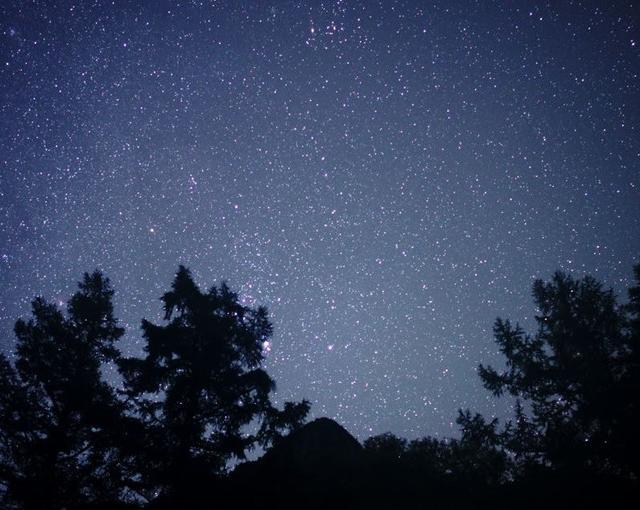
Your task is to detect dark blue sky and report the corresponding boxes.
[1,0,639,440]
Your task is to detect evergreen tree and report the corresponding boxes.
[119,266,309,502]
[449,410,509,486]
[475,266,640,478]
[0,272,129,509]
[616,264,640,477]
[363,432,407,463]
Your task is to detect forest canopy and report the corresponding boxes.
[0,267,309,509]
[1,263,638,509]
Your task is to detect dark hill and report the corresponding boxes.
[261,417,362,469]
[229,418,365,509]
[233,418,362,479]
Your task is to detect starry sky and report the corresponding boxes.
[1,1,639,441]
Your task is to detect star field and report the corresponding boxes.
[1,1,639,441]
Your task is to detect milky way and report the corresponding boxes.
[1,1,639,441]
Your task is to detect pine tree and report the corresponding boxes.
[119,266,309,502]
[476,267,640,478]
[0,272,128,509]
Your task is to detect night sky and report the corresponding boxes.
[1,1,639,441]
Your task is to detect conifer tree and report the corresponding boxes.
[0,272,128,509]
[119,266,309,501]
[476,266,640,478]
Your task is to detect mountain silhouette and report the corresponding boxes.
[230,418,364,509]
[234,418,362,478]
[264,417,362,468]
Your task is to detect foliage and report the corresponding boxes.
[2,262,639,509]
[0,272,129,509]
[474,267,640,479]
[363,414,507,487]
[118,266,309,501]
[0,267,308,509]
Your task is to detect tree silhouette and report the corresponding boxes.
[618,264,640,477]
[474,266,640,479]
[118,266,309,504]
[3,263,637,509]
[363,432,407,462]
[0,272,129,509]
[449,410,509,486]
[364,415,507,487]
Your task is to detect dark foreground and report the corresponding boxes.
[144,418,637,510]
